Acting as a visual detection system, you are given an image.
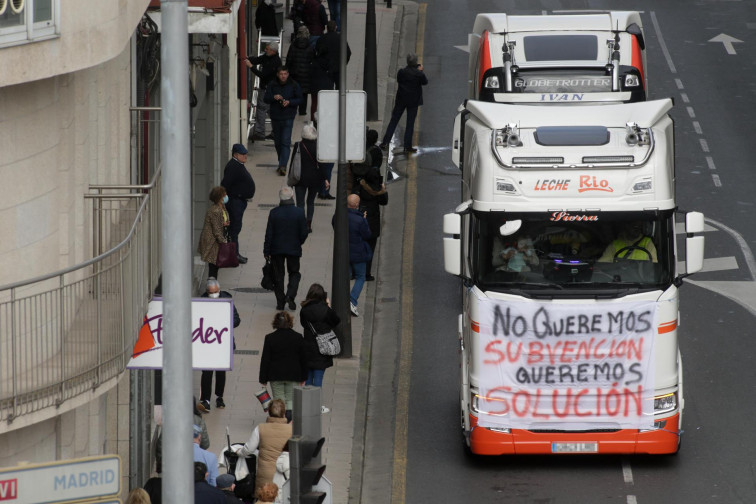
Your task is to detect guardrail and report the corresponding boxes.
[0,167,162,427]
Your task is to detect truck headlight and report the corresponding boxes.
[484,75,500,89]
[654,393,677,414]
[624,75,641,87]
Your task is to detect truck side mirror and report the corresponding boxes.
[443,213,462,276]
[684,212,705,274]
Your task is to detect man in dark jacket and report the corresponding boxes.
[197,278,241,412]
[380,53,428,153]
[264,66,303,175]
[194,462,226,504]
[220,143,256,263]
[216,473,242,503]
[345,194,372,316]
[286,25,314,117]
[315,20,351,90]
[255,0,279,36]
[264,186,309,310]
[246,42,282,140]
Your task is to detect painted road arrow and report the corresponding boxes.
[708,33,743,55]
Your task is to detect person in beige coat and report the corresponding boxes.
[236,399,292,492]
[198,186,230,278]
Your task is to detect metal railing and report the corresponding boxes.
[0,167,162,429]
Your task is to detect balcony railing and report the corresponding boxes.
[0,137,162,430]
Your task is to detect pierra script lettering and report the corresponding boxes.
[550,211,598,222]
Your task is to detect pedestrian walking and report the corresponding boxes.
[246,42,282,141]
[294,123,328,231]
[264,186,308,310]
[194,462,226,504]
[300,283,340,401]
[380,53,428,153]
[197,186,230,279]
[216,474,241,504]
[220,144,256,264]
[315,20,351,90]
[255,0,279,36]
[236,399,291,493]
[193,425,220,487]
[286,26,315,117]
[197,278,241,411]
[264,66,303,176]
[302,0,327,46]
[357,165,388,281]
[327,0,340,31]
[259,311,307,421]
[342,194,372,316]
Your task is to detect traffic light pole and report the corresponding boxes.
[332,0,352,356]
[291,387,327,504]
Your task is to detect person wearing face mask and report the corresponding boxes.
[198,186,231,279]
[198,277,241,412]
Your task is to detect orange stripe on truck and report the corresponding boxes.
[478,30,491,94]
[471,321,480,333]
[658,320,677,334]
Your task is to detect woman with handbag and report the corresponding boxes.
[300,283,340,412]
[197,186,231,278]
[294,123,328,233]
[259,311,308,422]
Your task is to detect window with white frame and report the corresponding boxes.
[0,0,58,48]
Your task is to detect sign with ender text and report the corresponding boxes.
[126,298,234,370]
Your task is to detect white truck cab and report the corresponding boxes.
[444,99,705,455]
[469,12,647,104]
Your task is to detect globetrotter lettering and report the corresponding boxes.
[550,211,598,222]
[476,297,657,430]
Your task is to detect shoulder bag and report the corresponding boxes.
[216,231,239,268]
[307,321,341,356]
[287,142,301,186]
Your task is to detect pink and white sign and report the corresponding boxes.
[475,295,657,431]
[126,298,234,370]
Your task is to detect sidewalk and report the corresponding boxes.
[195,3,410,503]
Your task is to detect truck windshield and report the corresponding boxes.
[471,211,675,293]
[513,69,611,94]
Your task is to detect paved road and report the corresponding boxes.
[380,1,756,503]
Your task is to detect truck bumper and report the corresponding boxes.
[468,412,681,455]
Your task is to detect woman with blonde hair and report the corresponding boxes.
[237,399,291,492]
[197,186,230,278]
[125,488,151,504]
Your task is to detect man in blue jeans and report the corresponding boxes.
[264,66,303,176]
[346,194,372,316]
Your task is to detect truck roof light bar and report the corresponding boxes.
[512,157,565,164]
[582,155,634,163]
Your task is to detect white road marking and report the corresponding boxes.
[627,496,638,504]
[675,79,684,90]
[712,173,722,187]
[708,33,743,55]
[687,106,696,118]
[707,217,756,279]
[681,93,690,103]
[706,156,716,170]
[693,121,702,134]
[679,256,738,273]
[650,11,677,74]
[622,459,634,484]
[699,139,710,153]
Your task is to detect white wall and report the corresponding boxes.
[0,44,132,285]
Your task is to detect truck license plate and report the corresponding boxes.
[552,442,598,453]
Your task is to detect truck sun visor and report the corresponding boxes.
[534,126,609,146]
